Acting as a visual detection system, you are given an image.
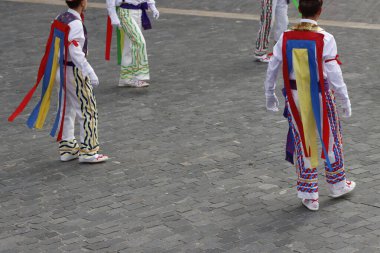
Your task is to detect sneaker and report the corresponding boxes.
[329,181,356,198]
[254,53,272,63]
[79,154,109,163]
[60,153,79,162]
[302,199,319,211]
[118,79,149,88]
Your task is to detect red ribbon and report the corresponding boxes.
[70,40,79,47]
[9,21,71,142]
[325,55,342,65]
[105,16,113,61]
[8,24,55,122]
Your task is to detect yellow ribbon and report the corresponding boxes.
[292,49,319,168]
[35,37,60,129]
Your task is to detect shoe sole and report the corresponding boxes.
[329,182,356,198]
[254,58,270,63]
[118,84,149,88]
[301,200,319,211]
[79,157,109,163]
[60,156,79,162]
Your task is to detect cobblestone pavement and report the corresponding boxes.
[1,0,380,252]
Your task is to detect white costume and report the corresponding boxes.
[255,0,289,60]
[106,0,159,87]
[264,19,355,210]
[56,9,107,162]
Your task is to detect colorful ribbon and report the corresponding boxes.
[282,31,333,171]
[105,16,124,65]
[8,20,70,141]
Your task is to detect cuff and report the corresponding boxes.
[81,63,94,78]
[265,90,276,97]
[148,3,157,9]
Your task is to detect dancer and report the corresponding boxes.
[264,0,355,210]
[9,0,109,163]
[106,0,159,87]
[254,0,289,62]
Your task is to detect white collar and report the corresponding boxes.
[68,8,82,21]
[300,19,318,25]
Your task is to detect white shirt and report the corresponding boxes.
[65,9,95,77]
[107,0,155,20]
[264,19,349,102]
[106,0,155,8]
[122,0,155,4]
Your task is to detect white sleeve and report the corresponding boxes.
[324,37,349,102]
[264,36,283,96]
[147,0,156,4]
[272,34,283,62]
[106,0,118,17]
[68,21,94,77]
[265,57,282,97]
[106,0,116,8]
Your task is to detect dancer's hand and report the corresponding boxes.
[149,3,160,19]
[266,94,279,112]
[110,13,121,28]
[341,99,352,118]
[89,71,99,87]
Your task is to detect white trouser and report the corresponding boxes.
[118,8,150,81]
[273,0,289,42]
[56,66,99,156]
[255,0,288,54]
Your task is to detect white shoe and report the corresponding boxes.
[118,79,149,88]
[254,53,272,63]
[118,79,135,87]
[302,199,319,211]
[329,181,356,198]
[60,153,79,162]
[79,154,109,163]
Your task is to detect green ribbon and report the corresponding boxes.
[117,27,122,65]
[292,0,301,17]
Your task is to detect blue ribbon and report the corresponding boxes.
[27,32,57,128]
[50,29,66,137]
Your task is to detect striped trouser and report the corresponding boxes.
[255,0,288,55]
[286,90,347,200]
[58,66,99,157]
[117,8,150,81]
